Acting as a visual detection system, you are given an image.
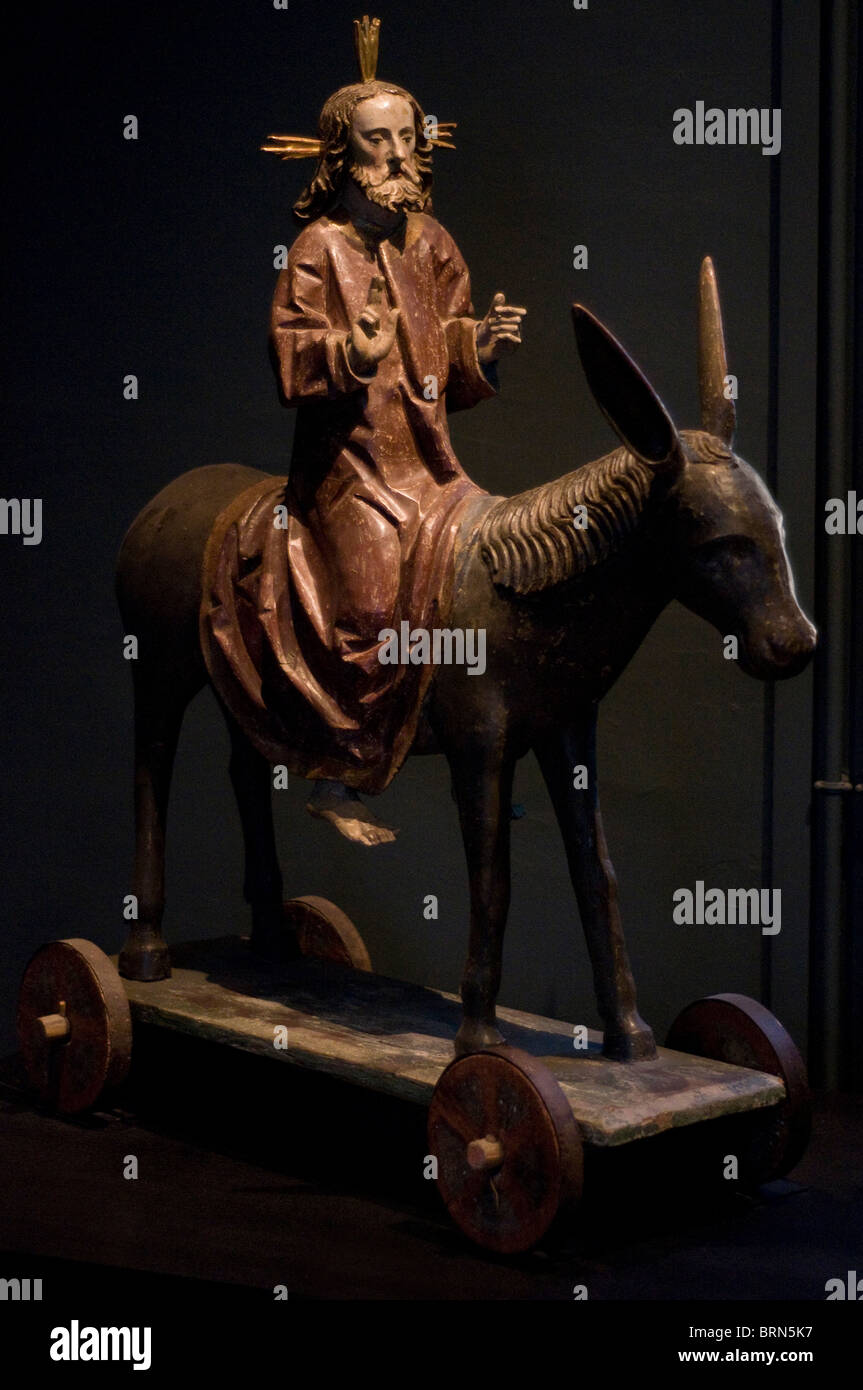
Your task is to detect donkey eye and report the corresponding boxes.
[690,534,759,561]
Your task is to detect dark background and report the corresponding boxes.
[1,0,856,1086]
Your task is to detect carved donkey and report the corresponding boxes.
[116,258,815,1061]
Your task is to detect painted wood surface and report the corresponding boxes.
[119,937,785,1147]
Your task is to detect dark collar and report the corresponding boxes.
[327,203,424,256]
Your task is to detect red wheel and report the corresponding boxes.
[17,938,132,1114]
[666,993,810,1183]
[428,1045,583,1253]
[283,896,372,971]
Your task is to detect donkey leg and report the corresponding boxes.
[222,710,299,960]
[448,745,514,1056]
[119,673,190,982]
[534,715,657,1062]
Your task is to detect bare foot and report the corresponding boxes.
[306,780,398,846]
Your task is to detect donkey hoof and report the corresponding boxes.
[454,1020,506,1057]
[602,1020,657,1063]
[118,938,171,983]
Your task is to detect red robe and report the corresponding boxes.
[200,206,495,792]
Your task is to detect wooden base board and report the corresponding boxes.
[118,936,785,1147]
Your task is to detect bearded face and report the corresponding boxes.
[348,158,426,211]
[346,92,429,213]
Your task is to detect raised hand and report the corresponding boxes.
[348,276,401,374]
[476,291,527,366]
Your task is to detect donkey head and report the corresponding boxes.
[572,259,816,679]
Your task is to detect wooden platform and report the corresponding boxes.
[119,936,786,1148]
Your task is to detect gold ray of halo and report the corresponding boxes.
[260,120,457,159]
[354,15,381,82]
[428,121,457,149]
[260,134,324,160]
[261,19,458,161]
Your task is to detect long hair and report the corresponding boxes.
[293,80,434,224]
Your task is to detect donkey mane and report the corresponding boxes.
[479,429,731,594]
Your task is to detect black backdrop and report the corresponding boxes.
[1,0,836,1075]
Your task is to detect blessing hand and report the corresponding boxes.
[476,291,527,366]
[348,276,400,374]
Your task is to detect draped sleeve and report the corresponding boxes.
[432,225,499,412]
[270,234,376,403]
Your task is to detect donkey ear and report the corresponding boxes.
[572,304,683,473]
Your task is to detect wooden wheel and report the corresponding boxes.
[666,992,811,1183]
[427,1045,583,1253]
[17,938,133,1114]
[283,896,372,972]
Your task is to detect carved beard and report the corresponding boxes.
[349,159,427,212]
